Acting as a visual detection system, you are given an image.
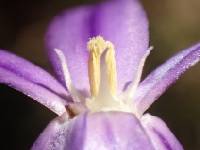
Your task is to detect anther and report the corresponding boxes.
[87,36,117,97]
[105,41,117,96]
[87,36,107,97]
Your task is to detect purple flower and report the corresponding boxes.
[0,0,199,149]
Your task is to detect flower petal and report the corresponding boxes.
[32,113,70,150]
[32,112,155,150]
[46,0,149,93]
[141,114,183,150]
[0,50,68,115]
[134,43,200,114]
[82,112,154,150]
[0,50,67,96]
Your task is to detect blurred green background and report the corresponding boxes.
[0,0,200,149]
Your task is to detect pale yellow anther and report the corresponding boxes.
[105,41,117,96]
[87,36,117,97]
[87,36,107,97]
[87,36,106,54]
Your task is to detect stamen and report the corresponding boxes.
[86,36,145,115]
[98,49,113,98]
[87,36,118,97]
[105,41,117,96]
[54,49,83,102]
[86,50,121,112]
[124,46,153,99]
[87,36,107,97]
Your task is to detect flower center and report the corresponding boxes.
[86,36,135,114]
[55,36,151,118]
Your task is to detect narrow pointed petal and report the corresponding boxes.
[141,114,183,150]
[0,68,66,115]
[33,112,155,150]
[46,0,149,92]
[0,50,68,97]
[0,50,68,115]
[134,43,200,114]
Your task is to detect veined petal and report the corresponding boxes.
[134,43,200,114]
[33,112,155,150]
[46,0,149,93]
[141,114,183,150]
[0,50,69,115]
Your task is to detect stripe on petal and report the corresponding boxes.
[46,0,149,93]
[134,43,200,114]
